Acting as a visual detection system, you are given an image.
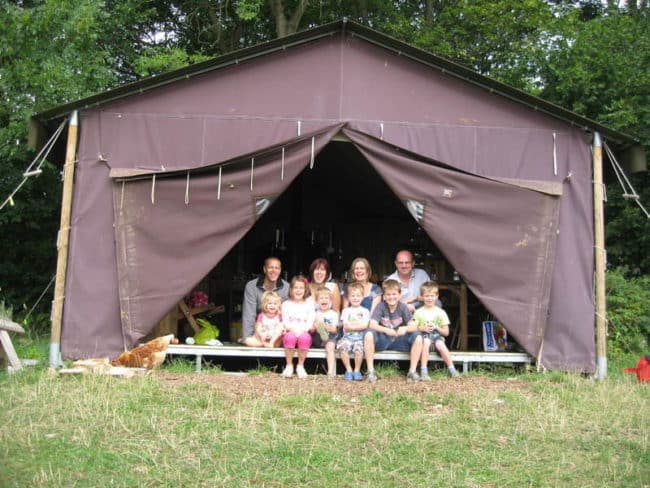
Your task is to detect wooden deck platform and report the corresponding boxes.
[166,344,532,373]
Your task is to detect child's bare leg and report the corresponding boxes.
[435,341,453,367]
[284,348,295,367]
[420,337,432,369]
[244,336,264,347]
[325,341,336,375]
[435,340,459,377]
[340,350,352,372]
[297,348,308,367]
[409,335,423,373]
[353,350,363,372]
[364,332,376,372]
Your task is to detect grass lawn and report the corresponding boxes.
[1,340,648,487]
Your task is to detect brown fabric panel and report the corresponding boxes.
[99,112,336,170]
[345,128,561,358]
[113,125,342,346]
[60,111,125,359]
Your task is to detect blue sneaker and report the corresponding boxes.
[343,371,354,381]
[353,371,364,381]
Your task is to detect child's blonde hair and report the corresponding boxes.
[381,279,401,293]
[346,281,364,296]
[420,281,439,296]
[315,286,332,300]
[261,291,282,312]
[289,274,311,299]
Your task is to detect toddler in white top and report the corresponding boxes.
[243,291,284,348]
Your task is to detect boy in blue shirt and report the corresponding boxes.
[364,279,423,382]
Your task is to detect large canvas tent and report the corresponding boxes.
[32,20,645,372]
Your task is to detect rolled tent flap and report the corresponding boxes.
[344,128,562,358]
[111,124,342,346]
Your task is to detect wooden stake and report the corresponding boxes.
[50,111,79,368]
[593,132,607,379]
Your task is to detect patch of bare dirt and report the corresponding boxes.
[153,371,530,401]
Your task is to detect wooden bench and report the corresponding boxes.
[0,317,25,372]
[166,344,532,373]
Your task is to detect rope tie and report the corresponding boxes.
[151,174,156,204]
[217,166,222,200]
[250,157,255,191]
[185,171,190,205]
[552,132,557,176]
[309,137,315,169]
[281,147,285,180]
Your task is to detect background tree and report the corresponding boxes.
[539,6,650,273]
[0,0,169,314]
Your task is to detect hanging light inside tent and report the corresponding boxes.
[151,174,156,204]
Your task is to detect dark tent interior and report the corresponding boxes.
[191,140,494,349]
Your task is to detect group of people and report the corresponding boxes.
[240,250,459,382]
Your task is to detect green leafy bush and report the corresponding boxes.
[606,268,650,355]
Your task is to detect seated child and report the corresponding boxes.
[313,286,341,378]
[364,279,423,382]
[409,281,459,379]
[337,282,369,381]
[243,291,284,348]
[281,275,316,379]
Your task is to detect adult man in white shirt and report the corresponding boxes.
[386,249,430,312]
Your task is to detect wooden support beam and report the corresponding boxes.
[50,111,79,368]
[593,132,607,379]
[0,318,25,371]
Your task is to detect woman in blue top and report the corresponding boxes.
[342,257,382,313]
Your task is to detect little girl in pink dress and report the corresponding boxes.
[281,276,315,379]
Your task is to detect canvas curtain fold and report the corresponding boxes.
[111,125,342,345]
[344,128,562,358]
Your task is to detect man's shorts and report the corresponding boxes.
[365,329,419,352]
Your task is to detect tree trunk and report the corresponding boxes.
[270,0,310,38]
[425,0,434,25]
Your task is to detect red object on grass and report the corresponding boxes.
[623,355,650,383]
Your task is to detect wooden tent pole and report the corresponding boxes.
[49,111,78,368]
[593,132,607,380]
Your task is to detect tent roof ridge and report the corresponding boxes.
[32,18,639,149]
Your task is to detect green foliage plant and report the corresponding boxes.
[606,268,650,356]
